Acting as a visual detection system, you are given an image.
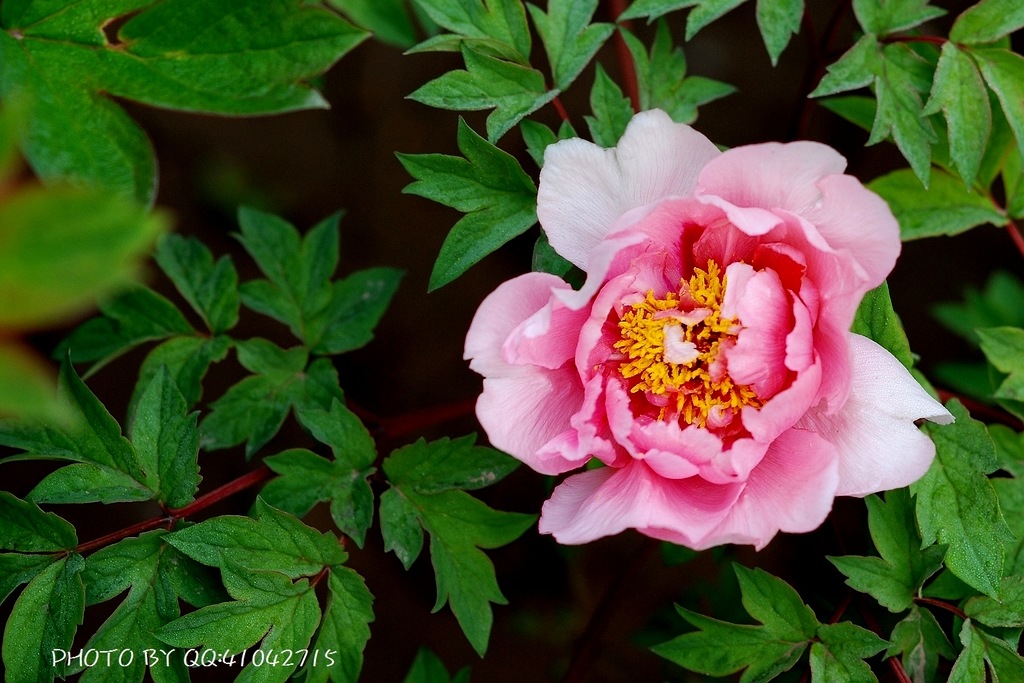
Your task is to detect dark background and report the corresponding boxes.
[6,1,1017,681]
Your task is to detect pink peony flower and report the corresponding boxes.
[464,110,953,550]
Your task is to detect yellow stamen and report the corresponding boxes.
[612,260,762,428]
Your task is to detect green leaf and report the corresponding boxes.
[410,0,532,64]
[155,564,321,683]
[811,35,882,98]
[932,271,1024,344]
[0,357,152,504]
[850,282,914,370]
[200,341,343,456]
[309,267,403,355]
[129,334,233,411]
[913,400,1014,597]
[977,627,1024,681]
[886,605,956,683]
[733,565,820,640]
[964,575,1024,627]
[756,0,803,66]
[622,21,735,124]
[78,532,199,683]
[519,117,576,168]
[0,553,55,606]
[949,620,986,683]
[382,437,535,656]
[585,64,635,148]
[973,49,1024,164]
[58,285,195,371]
[409,44,557,142]
[379,486,426,569]
[155,234,240,335]
[868,168,1006,240]
[532,231,576,279]
[398,117,537,290]
[923,43,991,187]
[810,622,887,683]
[166,497,345,578]
[327,0,418,48]
[685,0,746,40]
[0,1,366,203]
[870,44,936,185]
[990,424,1024,478]
[950,0,1024,45]
[2,553,85,683]
[830,490,945,612]
[527,0,613,91]
[0,188,166,327]
[261,401,376,546]
[129,366,200,509]
[978,327,1024,403]
[619,0,698,22]
[402,648,470,683]
[0,491,76,552]
[304,567,374,683]
[852,0,945,35]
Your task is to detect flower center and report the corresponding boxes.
[613,260,762,428]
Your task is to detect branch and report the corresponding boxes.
[915,596,968,620]
[608,0,640,112]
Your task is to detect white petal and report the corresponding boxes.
[538,110,720,269]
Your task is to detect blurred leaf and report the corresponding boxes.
[622,21,735,124]
[129,366,200,509]
[949,0,1024,45]
[990,424,1024,478]
[0,0,366,203]
[932,271,1024,344]
[809,622,887,682]
[166,498,345,579]
[0,491,77,552]
[527,0,613,91]
[409,44,557,142]
[653,566,819,682]
[923,43,991,188]
[851,282,914,370]
[869,168,1006,240]
[1,553,85,682]
[200,340,343,457]
[304,567,374,683]
[0,189,166,328]
[402,648,471,683]
[886,605,956,683]
[830,490,945,612]
[154,564,321,682]
[381,437,534,656]
[756,0,803,66]
[262,400,377,547]
[852,0,945,35]
[978,327,1024,403]
[0,99,24,182]
[398,117,537,290]
[328,0,418,47]
[155,234,240,335]
[973,49,1024,167]
[0,342,63,422]
[585,64,634,147]
[409,0,531,63]
[913,400,1013,597]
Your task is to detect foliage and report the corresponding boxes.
[2,0,1024,681]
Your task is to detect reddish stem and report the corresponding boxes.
[1007,219,1024,261]
[859,600,913,683]
[881,34,948,46]
[608,0,640,112]
[552,95,571,123]
[915,596,967,620]
[75,465,273,555]
[936,388,1023,430]
[377,398,478,442]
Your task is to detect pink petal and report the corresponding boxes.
[505,296,590,370]
[538,110,720,269]
[538,461,742,545]
[697,141,847,216]
[465,272,570,376]
[741,359,823,443]
[799,174,901,289]
[799,334,953,497]
[699,428,841,550]
[476,365,585,475]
